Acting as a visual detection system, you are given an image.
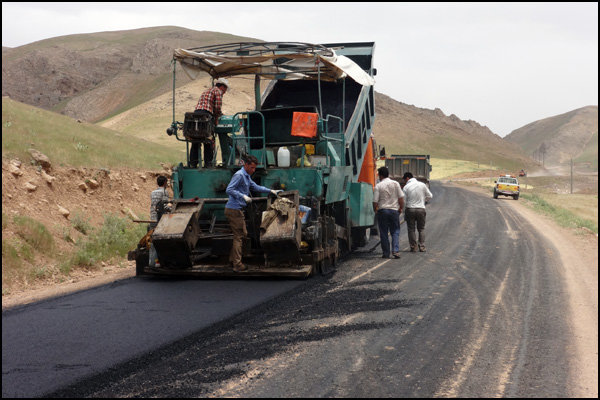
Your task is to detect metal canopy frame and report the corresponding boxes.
[177,42,335,80]
[186,42,335,57]
[172,41,375,84]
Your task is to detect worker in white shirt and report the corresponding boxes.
[373,166,405,259]
[402,172,433,252]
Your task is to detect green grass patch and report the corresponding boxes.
[2,213,146,291]
[2,237,51,288]
[69,213,146,268]
[71,210,93,235]
[2,97,181,169]
[2,239,25,291]
[18,241,35,262]
[2,239,22,272]
[532,192,598,222]
[13,215,55,254]
[521,193,597,233]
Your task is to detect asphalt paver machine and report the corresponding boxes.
[129,42,379,278]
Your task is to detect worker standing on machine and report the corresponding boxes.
[225,155,282,272]
[191,77,229,168]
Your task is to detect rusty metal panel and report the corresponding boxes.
[154,213,197,237]
[260,212,301,248]
[259,193,302,266]
[152,205,201,269]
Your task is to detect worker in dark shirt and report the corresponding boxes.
[191,77,228,168]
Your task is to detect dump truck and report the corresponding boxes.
[128,42,379,278]
[385,154,432,187]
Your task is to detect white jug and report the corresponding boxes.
[277,146,290,167]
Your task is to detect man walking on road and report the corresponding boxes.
[402,172,433,252]
[373,166,405,259]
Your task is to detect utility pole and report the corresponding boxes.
[568,132,574,194]
[538,142,547,168]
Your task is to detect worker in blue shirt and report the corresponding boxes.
[225,154,281,272]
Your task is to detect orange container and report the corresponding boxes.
[291,112,318,138]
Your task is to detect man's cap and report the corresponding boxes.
[216,77,229,88]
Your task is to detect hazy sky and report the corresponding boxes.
[2,2,598,136]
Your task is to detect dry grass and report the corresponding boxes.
[527,192,598,225]
[430,158,497,180]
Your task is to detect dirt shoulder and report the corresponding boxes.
[447,181,598,398]
[2,159,171,310]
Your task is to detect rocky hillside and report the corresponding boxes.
[2,26,260,123]
[504,106,598,168]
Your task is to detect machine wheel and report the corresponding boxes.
[331,249,337,267]
[318,257,333,275]
[135,248,149,276]
[364,227,371,244]
[513,194,519,200]
[315,247,336,276]
[351,227,371,249]
[313,253,333,275]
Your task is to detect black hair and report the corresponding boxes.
[377,166,389,178]
[157,175,167,187]
[403,172,413,180]
[243,154,259,165]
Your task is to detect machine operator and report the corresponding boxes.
[225,155,282,272]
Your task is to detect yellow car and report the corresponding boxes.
[493,175,520,200]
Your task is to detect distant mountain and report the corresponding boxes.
[2,25,545,169]
[373,93,532,168]
[504,106,598,169]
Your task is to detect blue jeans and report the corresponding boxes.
[378,209,400,256]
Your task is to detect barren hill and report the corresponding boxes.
[373,92,532,167]
[1,26,260,123]
[504,106,598,168]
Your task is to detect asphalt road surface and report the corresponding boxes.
[3,182,575,397]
